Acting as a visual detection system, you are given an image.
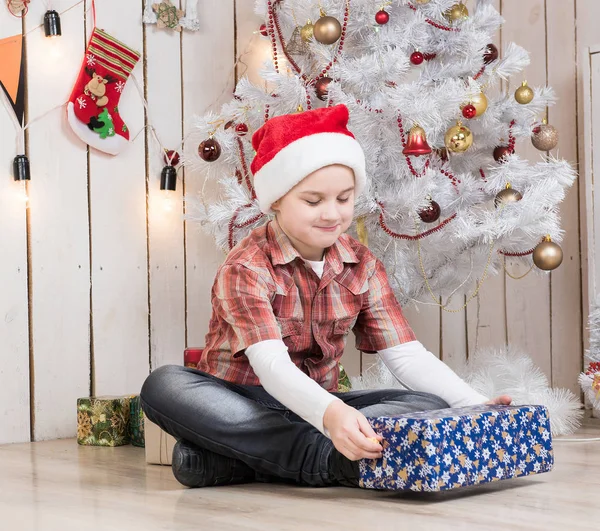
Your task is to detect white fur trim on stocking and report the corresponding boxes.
[67,102,129,156]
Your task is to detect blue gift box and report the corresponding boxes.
[360,404,553,492]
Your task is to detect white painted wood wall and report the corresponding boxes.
[0,0,591,445]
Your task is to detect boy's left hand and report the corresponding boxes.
[485,395,512,405]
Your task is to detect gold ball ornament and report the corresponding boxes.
[531,119,559,151]
[515,81,534,104]
[446,3,469,21]
[533,237,563,271]
[444,122,473,153]
[300,20,314,42]
[494,184,523,208]
[470,92,488,116]
[313,15,342,45]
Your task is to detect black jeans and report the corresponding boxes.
[140,365,449,487]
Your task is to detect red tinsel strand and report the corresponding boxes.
[377,201,457,240]
[236,138,256,199]
[497,248,535,257]
[473,66,486,80]
[479,168,487,181]
[235,169,243,185]
[423,53,437,61]
[228,205,265,250]
[264,104,270,122]
[407,3,461,32]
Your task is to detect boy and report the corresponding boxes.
[140,104,510,488]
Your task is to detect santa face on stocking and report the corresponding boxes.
[67,28,140,155]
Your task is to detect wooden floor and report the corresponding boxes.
[1,428,600,531]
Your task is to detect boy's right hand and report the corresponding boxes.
[323,400,383,461]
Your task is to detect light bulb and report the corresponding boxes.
[163,190,175,212]
[21,181,29,208]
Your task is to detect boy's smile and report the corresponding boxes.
[271,164,356,261]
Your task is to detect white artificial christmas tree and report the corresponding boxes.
[186,0,575,308]
[183,0,580,434]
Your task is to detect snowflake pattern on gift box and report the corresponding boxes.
[359,405,554,492]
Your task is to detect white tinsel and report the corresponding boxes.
[579,299,600,413]
[184,0,576,306]
[350,345,582,436]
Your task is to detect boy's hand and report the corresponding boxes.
[323,400,383,461]
[486,395,512,405]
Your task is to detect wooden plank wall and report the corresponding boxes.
[0,0,591,445]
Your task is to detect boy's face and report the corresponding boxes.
[271,164,355,261]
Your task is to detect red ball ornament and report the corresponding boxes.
[315,76,332,101]
[410,51,424,65]
[483,43,499,64]
[198,138,221,162]
[375,9,390,25]
[462,104,477,119]
[259,23,268,37]
[163,149,180,167]
[493,145,511,163]
[419,200,441,223]
[235,123,249,137]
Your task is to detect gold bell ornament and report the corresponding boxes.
[300,20,314,42]
[444,121,473,153]
[403,125,432,156]
[533,236,563,271]
[531,118,559,151]
[494,183,523,208]
[313,10,342,45]
[515,81,534,104]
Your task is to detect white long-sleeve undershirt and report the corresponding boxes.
[244,259,489,437]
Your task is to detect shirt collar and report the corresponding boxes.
[268,220,359,270]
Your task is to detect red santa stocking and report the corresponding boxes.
[67,27,141,155]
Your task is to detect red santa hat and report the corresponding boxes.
[250,104,366,213]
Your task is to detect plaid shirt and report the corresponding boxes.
[200,220,416,391]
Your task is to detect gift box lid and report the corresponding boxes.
[374,403,538,422]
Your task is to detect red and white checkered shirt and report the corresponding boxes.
[200,220,416,391]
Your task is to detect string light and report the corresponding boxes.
[12,154,30,182]
[12,155,30,207]
[44,10,62,37]
[160,165,177,212]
